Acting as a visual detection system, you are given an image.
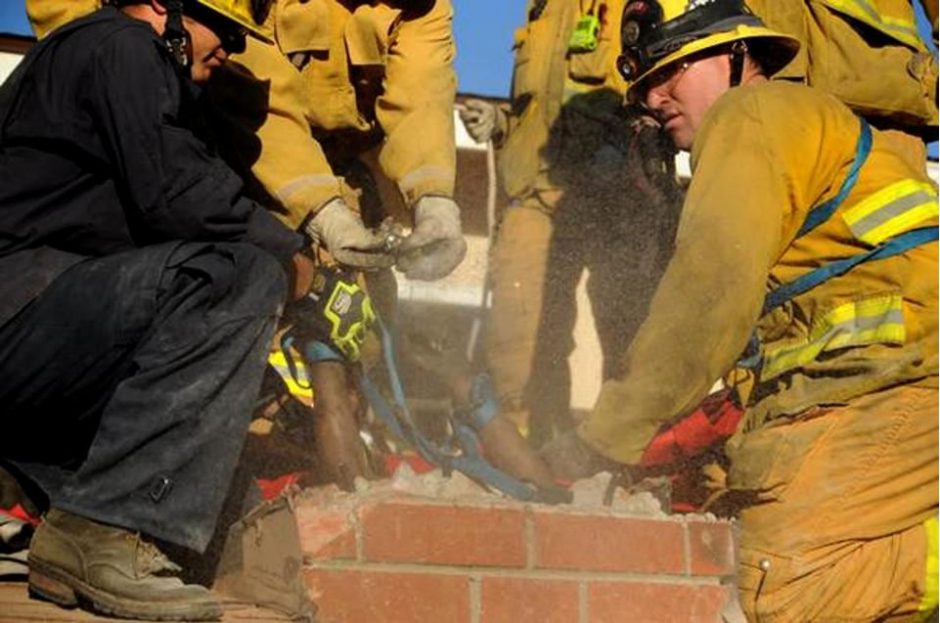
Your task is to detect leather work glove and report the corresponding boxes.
[538,429,620,483]
[458,99,506,144]
[304,198,395,270]
[395,196,467,281]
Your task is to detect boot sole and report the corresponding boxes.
[28,556,222,621]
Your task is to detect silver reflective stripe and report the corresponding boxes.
[843,179,938,245]
[276,174,339,203]
[848,189,936,241]
[398,166,453,192]
[761,295,906,379]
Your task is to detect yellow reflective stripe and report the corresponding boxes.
[843,180,939,245]
[267,350,315,402]
[276,175,340,204]
[762,294,905,379]
[821,0,923,49]
[920,517,939,615]
[398,166,454,194]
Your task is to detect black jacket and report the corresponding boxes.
[0,7,303,326]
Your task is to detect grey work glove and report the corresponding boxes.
[458,98,505,144]
[304,198,395,270]
[395,196,467,281]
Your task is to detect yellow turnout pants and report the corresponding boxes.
[728,384,938,622]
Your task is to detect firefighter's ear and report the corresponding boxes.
[150,0,169,17]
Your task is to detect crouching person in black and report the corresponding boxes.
[0,0,316,619]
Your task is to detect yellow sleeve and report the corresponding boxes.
[26,0,100,39]
[211,36,342,230]
[578,88,791,464]
[375,0,457,207]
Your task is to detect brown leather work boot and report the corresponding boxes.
[27,508,222,621]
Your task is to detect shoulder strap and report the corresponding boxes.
[757,116,874,316]
[796,117,872,239]
[736,117,935,371]
[763,226,938,315]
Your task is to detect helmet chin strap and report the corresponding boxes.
[729,40,748,87]
[164,0,191,76]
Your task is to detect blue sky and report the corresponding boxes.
[453,0,524,96]
[0,4,30,37]
[0,0,936,155]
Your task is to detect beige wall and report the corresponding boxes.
[0,51,23,83]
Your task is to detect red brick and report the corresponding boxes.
[296,506,357,561]
[480,577,580,623]
[361,501,527,567]
[534,513,685,574]
[587,581,732,623]
[687,521,735,576]
[305,568,471,623]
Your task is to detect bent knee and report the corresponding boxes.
[739,532,930,622]
[167,242,287,317]
[227,242,287,297]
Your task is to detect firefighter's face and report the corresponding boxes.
[643,53,730,151]
[181,13,245,84]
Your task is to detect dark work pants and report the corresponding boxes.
[0,241,286,552]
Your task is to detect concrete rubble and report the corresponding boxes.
[297,462,679,519]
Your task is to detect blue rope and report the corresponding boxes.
[360,318,539,501]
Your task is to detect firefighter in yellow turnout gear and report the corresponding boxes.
[747,0,938,169]
[541,0,939,619]
[459,0,683,444]
[209,0,465,281]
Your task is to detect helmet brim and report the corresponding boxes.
[627,26,800,101]
[199,0,274,42]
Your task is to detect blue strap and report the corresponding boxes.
[736,333,763,370]
[278,334,311,390]
[303,340,345,363]
[739,226,938,372]
[796,118,872,239]
[762,116,873,316]
[763,226,938,314]
[360,319,539,502]
[453,373,500,430]
[278,332,344,392]
[737,117,927,372]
